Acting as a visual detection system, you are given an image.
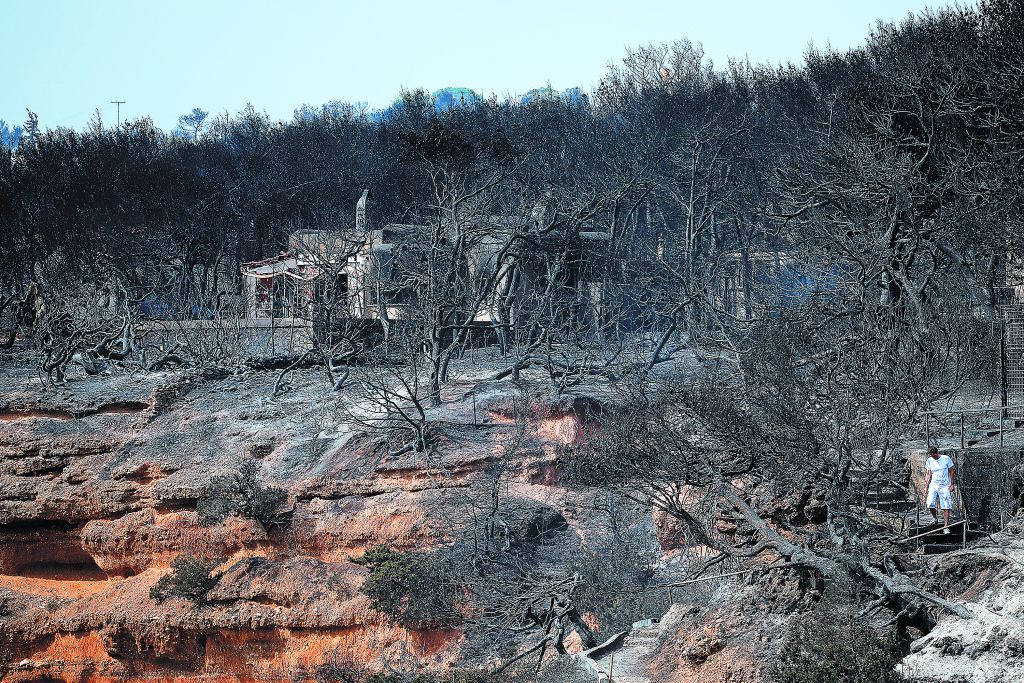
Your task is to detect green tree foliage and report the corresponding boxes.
[196,458,287,529]
[355,545,460,629]
[149,555,221,605]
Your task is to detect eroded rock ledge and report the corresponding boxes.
[0,366,599,681]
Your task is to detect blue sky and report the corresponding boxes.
[1,0,970,132]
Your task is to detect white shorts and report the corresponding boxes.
[927,485,953,510]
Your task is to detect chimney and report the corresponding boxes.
[356,189,373,232]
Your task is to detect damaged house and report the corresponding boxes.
[240,191,619,335]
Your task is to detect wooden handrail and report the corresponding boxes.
[921,405,1024,416]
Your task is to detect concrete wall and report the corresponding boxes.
[138,318,313,360]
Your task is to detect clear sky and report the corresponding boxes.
[1,0,970,132]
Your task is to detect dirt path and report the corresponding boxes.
[589,619,662,683]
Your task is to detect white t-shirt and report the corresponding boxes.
[926,454,954,488]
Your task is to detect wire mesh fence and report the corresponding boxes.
[907,445,1019,532]
[948,447,1020,531]
[1001,305,1024,419]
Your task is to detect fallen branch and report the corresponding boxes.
[644,562,796,590]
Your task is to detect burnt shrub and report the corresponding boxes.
[573,534,660,634]
[196,458,287,529]
[364,675,493,683]
[150,555,221,605]
[309,652,368,683]
[306,651,494,683]
[769,610,906,683]
[355,545,460,629]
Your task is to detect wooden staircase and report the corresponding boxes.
[857,467,976,556]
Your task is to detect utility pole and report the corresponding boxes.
[110,100,125,127]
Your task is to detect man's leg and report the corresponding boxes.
[941,487,952,533]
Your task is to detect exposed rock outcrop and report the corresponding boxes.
[2,360,1017,682]
[899,519,1024,682]
[0,363,599,681]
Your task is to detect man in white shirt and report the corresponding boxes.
[924,446,956,534]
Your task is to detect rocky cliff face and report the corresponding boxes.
[3,361,1022,683]
[0,363,592,682]
[898,520,1024,683]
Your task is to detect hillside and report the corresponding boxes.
[1,357,1020,682]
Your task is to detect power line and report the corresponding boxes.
[110,100,125,127]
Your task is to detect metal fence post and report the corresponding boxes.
[916,448,923,545]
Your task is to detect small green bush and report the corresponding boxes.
[150,555,221,605]
[356,545,460,629]
[197,458,287,529]
[769,611,906,683]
